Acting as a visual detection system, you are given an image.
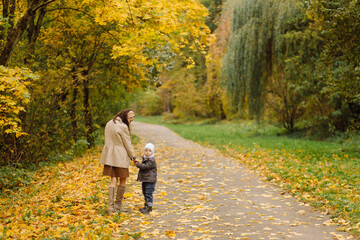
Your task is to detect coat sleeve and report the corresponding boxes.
[136,160,156,171]
[117,124,135,159]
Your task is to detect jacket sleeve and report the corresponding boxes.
[136,160,156,171]
[117,124,135,159]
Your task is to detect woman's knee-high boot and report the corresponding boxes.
[108,187,116,215]
[115,186,126,212]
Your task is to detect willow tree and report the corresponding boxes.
[222,0,300,119]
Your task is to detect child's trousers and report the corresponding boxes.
[142,182,156,207]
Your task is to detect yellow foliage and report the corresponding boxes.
[0,66,36,137]
[92,0,212,74]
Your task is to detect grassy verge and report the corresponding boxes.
[135,116,360,235]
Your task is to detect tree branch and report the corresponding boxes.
[47,7,122,45]
[33,0,56,12]
[125,0,135,26]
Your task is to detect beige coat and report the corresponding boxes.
[99,117,135,168]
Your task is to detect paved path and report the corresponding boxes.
[124,122,354,240]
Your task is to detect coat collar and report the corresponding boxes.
[115,116,123,123]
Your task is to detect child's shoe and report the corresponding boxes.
[139,203,147,212]
[139,205,152,214]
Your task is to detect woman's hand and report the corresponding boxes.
[132,158,139,165]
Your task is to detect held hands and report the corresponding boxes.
[132,157,139,165]
[133,160,139,165]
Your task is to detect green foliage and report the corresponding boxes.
[203,5,233,120]
[0,67,77,166]
[172,73,208,119]
[267,15,323,131]
[307,0,360,66]
[135,116,163,125]
[148,55,213,120]
[91,73,135,127]
[0,72,76,166]
[69,139,90,156]
[222,0,300,119]
[327,131,360,154]
[219,0,359,134]
[201,0,224,32]
[0,166,33,191]
[130,133,141,145]
[306,0,360,131]
[131,89,163,116]
[137,0,227,121]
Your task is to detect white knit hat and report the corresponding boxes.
[144,143,155,158]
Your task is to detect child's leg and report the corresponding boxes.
[143,182,156,207]
[140,183,156,213]
[141,182,146,204]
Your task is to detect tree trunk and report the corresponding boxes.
[83,77,94,147]
[220,102,226,120]
[81,40,102,147]
[0,9,33,66]
[70,74,79,142]
[0,0,15,38]
[2,0,9,17]
[0,0,55,66]
[25,7,47,64]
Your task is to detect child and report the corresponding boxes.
[134,143,157,213]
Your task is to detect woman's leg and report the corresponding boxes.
[119,177,127,186]
[110,177,118,187]
[115,177,127,211]
[108,177,118,215]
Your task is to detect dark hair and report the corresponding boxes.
[113,109,133,128]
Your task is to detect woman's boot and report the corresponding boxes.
[115,186,126,212]
[108,187,116,215]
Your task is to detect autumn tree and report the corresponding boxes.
[135,0,226,120]
[0,0,212,165]
[306,0,360,131]
[38,0,116,146]
[222,0,303,120]
[0,67,35,137]
[201,0,224,33]
[0,0,55,66]
[204,6,232,119]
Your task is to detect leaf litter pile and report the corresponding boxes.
[0,137,358,239]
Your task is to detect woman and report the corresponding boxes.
[99,109,136,215]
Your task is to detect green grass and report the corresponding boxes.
[135,116,360,235]
[135,116,359,157]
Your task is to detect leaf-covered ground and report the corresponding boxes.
[0,122,357,239]
[135,117,360,235]
[223,145,360,233]
[0,147,138,239]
